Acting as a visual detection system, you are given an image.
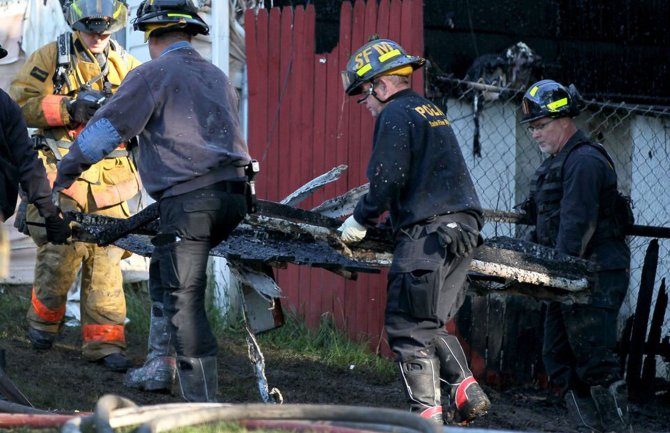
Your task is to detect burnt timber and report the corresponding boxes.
[66,200,595,304]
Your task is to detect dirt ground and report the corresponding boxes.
[1,289,669,433]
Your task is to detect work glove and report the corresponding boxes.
[51,187,61,209]
[13,199,29,235]
[338,215,367,244]
[44,214,71,245]
[66,91,104,124]
[436,221,480,257]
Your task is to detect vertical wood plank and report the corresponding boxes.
[399,0,413,55]
[278,7,294,201]
[299,4,318,327]
[343,0,366,340]
[289,6,305,199]
[376,0,390,38]
[388,0,402,42]
[266,7,282,202]
[245,9,268,196]
[410,0,424,95]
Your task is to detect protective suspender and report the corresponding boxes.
[54,32,73,94]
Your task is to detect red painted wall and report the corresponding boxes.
[245,0,424,356]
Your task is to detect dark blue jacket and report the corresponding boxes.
[354,89,481,233]
[0,89,57,219]
[530,130,630,270]
[55,41,250,200]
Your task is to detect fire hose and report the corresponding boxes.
[61,396,441,433]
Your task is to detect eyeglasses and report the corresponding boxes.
[357,80,379,104]
[527,119,555,133]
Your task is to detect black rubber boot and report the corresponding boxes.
[100,352,131,372]
[176,355,218,402]
[27,327,56,350]
[124,302,176,393]
[590,380,633,433]
[565,389,604,433]
[398,357,443,425]
[434,334,490,423]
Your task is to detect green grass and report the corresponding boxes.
[123,279,395,380]
[256,311,396,379]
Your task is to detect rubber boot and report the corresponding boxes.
[435,334,490,424]
[177,355,218,402]
[399,357,443,425]
[565,389,604,433]
[124,302,176,393]
[590,380,633,433]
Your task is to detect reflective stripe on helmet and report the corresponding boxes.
[356,63,372,77]
[546,97,568,111]
[379,48,401,62]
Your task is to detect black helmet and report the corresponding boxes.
[133,0,209,36]
[0,44,7,60]
[64,0,128,35]
[521,79,581,124]
[341,38,425,95]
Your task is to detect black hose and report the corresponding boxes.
[0,400,51,415]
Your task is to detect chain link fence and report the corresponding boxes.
[427,79,670,379]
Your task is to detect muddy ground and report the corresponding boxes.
[1,286,669,433]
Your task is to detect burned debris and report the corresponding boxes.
[65,171,597,305]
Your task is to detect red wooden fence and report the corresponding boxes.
[245,0,424,354]
[244,0,551,388]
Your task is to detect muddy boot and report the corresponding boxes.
[399,357,443,425]
[177,355,218,402]
[124,302,176,393]
[434,334,490,424]
[565,389,604,433]
[27,327,56,350]
[590,380,633,433]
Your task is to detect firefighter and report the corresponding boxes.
[338,38,490,425]
[0,44,70,240]
[519,80,632,433]
[53,0,251,402]
[9,0,142,372]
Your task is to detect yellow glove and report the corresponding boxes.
[338,215,367,244]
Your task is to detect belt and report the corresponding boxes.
[203,180,247,195]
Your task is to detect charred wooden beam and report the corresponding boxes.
[65,186,596,302]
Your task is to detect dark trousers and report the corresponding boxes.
[542,269,629,396]
[385,213,476,362]
[149,183,247,358]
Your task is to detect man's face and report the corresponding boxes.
[527,117,565,155]
[79,32,111,54]
[358,80,386,118]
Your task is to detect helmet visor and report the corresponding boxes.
[68,0,128,34]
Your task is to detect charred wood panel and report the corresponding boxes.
[627,239,659,400]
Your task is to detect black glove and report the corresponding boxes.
[44,214,71,244]
[436,221,480,257]
[67,91,104,124]
[13,199,29,235]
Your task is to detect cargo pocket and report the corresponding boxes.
[398,269,439,320]
[180,198,222,240]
